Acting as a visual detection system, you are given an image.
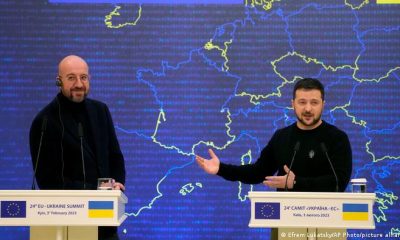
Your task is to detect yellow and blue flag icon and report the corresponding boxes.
[1,201,26,218]
[255,202,280,219]
[342,203,368,221]
[88,201,114,218]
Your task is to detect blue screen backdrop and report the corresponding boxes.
[0,1,399,239]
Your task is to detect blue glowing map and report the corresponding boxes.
[0,1,399,239]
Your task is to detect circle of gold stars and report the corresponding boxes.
[6,202,21,216]
[261,204,274,218]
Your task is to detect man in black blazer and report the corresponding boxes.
[30,55,126,240]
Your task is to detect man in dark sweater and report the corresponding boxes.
[196,78,352,192]
[30,55,125,240]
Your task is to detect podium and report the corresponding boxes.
[0,190,128,240]
[248,191,375,240]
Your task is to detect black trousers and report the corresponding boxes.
[98,226,119,240]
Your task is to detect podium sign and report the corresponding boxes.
[0,190,127,226]
[248,192,375,229]
[0,190,127,240]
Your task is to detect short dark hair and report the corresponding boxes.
[293,78,325,100]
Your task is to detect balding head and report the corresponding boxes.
[58,55,89,76]
[57,55,90,102]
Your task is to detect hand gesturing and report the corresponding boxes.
[195,149,220,175]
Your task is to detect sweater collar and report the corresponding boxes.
[57,92,86,113]
[294,120,326,134]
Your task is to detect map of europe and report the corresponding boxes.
[0,0,399,239]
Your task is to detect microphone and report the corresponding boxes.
[78,123,86,190]
[285,141,300,191]
[320,143,339,192]
[32,116,48,190]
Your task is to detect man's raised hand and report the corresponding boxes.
[195,149,220,175]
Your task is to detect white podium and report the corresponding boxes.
[248,192,375,240]
[0,190,128,240]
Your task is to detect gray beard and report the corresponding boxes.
[69,92,88,102]
[297,114,321,128]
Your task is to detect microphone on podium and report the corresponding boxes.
[320,142,339,192]
[31,116,48,190]
[78,122,86,189]
[285,141,300,191]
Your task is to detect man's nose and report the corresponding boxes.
[305,103,312,111]
[74,78,84,87]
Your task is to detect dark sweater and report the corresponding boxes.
[217,121,352,192]
[30,93,125,190]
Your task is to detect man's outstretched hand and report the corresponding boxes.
[195,149,220,175]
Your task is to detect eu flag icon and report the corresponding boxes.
[1,201,27,218]
[255,202,280,219]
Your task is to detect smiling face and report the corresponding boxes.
[292,88,325,130]
[57,55,90,103]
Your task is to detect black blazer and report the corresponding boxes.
[30,93,125,189]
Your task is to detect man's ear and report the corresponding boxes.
[56,76,62,87]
